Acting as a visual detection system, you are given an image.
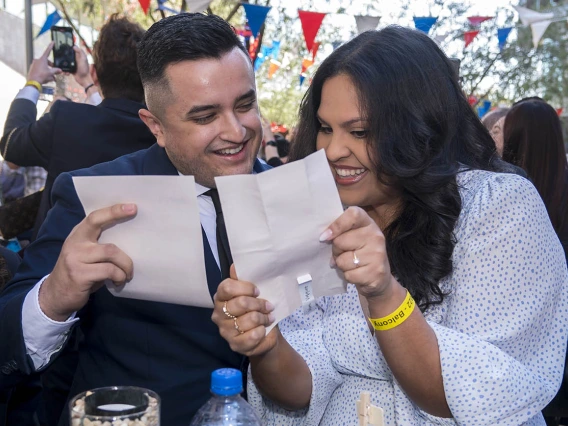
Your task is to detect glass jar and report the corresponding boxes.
[69,386,160,426]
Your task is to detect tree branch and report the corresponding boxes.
[54,0,92,54]
[467,51,501,99]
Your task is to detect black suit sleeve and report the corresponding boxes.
[0,99,59,169]
[0,173,85,389]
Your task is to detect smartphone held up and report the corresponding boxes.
[51,26,76,73]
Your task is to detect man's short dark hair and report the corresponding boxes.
[93,14,146,102]
[137,13,248,116]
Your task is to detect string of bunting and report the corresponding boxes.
[36,0,562,82]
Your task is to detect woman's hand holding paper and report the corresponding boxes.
[212,265,279,357]
[321,206,399,304]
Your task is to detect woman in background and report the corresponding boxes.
[481,107,509,156]
[503,98,568,257]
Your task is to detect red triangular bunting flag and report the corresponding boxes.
[311,42,320,61]
[467,16,493,27]
[298,10,326,53]
[138,0,150,14]
[464,30,480,48]
[557,108,563,116]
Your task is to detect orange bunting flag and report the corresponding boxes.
[138,0,150,14]
[268,60,280,79]
[467,16,493,27]
[301,58,314,74]
[464,30,480,48]
[298,10,327,53]
[311,42,321,61]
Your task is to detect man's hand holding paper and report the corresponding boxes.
[39,203,137,322]
[73,175,213,308]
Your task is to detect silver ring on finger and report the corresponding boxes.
[223,301,236,319]
[234,317,244,334]
[353,250,361,268]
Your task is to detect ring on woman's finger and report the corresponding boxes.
[223,301,236,319]
[353,250,361,268]
[234,317,244,334]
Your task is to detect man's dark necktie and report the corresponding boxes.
[205,189,233,280]
[206,189,248,394]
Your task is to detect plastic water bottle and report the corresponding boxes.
[189,368,262,426]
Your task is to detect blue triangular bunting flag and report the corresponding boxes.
[299,74,306,87]
[37,10,61,38]
[413,16,438,34]
[477,100,492,118]
[241,3,271,38]
[497,27,513,50]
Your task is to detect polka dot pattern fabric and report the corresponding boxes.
[248,170,568,426]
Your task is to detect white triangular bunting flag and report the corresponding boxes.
[354,15,381,34]
[531,20,552,48]
[434,32,449,45]
[186,0,212,12]
[514,5,553,25]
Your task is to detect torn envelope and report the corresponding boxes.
[216,149,347,331]
[72,175,213,308]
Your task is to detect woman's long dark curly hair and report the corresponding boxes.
[290,26,510,311]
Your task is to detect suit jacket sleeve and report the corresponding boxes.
[0,98,58,168]
[0,172,85,389]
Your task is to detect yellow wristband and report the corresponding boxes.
[25,80,42,92]
[369,290,415,331]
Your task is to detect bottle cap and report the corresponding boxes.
[211,368,243,396]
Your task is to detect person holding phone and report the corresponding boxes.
[0,15,155,240]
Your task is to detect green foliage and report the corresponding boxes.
[57,0,568,122]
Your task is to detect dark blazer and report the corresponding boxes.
[0,145,270,425]
[0,97,156,237]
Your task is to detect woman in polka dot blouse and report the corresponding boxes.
[212,27,568,425]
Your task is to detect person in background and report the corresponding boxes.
[503,98,568,425]
[503,97,568,257]
[213,26,568,425]
[481,107,509,156]
[261,118,290,167]
[0,15,155,426]
[0,14,155,240]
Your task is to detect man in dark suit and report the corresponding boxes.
[0,15,156,238]
[0,13,271,426]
